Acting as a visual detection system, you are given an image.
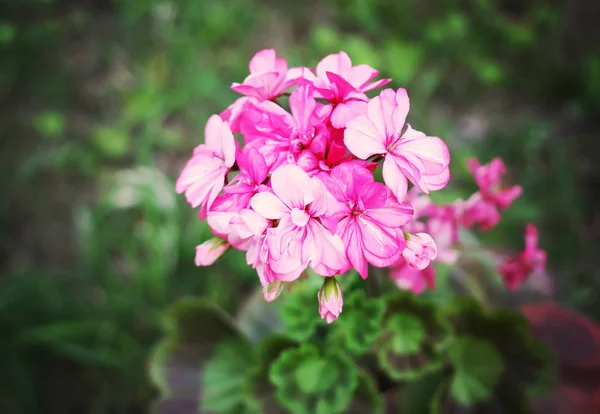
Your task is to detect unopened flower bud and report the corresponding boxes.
[263,280,284,302]
[194,238,229,267]
[318,277,343,324]
[402,232,437,270]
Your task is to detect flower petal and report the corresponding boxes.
[250,192,287,220]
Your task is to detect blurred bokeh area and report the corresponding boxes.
[1,0,599,413]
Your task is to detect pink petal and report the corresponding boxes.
[289,83,317,132]
[307,220,349,276]
[344,116,387,159]
[347,64,379,89]
[326,71,357,98]
[358,217,404,267]
[366,88,401,140]
[364,198,414,228]
[250,192,288,220]
[249,49,277,73]
[271,164,315,209]
[341,220,369,279]
[240,208,269,236]
[239,148,268,185]
[382,156,408,200]
[330,100,368,128]
[307,176,328,217]
[316,51,352,79]
[204,115,235,166]
[360,77,392,93]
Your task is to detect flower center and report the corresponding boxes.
[291,208,310,227]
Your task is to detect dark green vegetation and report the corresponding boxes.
[1,0,598,413]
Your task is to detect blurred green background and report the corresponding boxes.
[1,0,599,412]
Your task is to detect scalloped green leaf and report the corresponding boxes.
[376,291,452,380]
[399,369,447,414]
[448,336,504,405]
[279,283,324,341]
[331,290,385,355]
[148,298,248,413]
[201,341,255,413]
[446,299,556,400]
[269,343,359,414]
[244,335,298,414]
[346,370,384,414]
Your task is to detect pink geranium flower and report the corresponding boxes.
[176,115,236,219]
[231,49,306,101]
[321,163,413,279]
[390,258,436,294]
[306,51,391,128]
[463,157,522,230]
[498,224,547,291]
[240,83,331,171]
[344,88,450,198]
[249,164,349,282]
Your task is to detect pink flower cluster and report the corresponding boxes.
[389,157,545,294]
[176,49,545,322]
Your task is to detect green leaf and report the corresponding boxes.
[448,336,504,405]
[279,282,323,341]
[399,369,447,414]
[148,298,248,410]
[347,370,384,414]
[388,313,426,354]
[202,341,254,413]
[331,290,385,355]
[377,292,452,380]
[269,343,359,414]
[244,335,298,413]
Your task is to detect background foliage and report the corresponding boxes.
[1,0,599,413]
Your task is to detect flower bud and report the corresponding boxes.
[402,232,437,270]
[263,280,284,302]
[318,277,343,324]
[194,238,229,266]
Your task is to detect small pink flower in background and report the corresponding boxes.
[321,163,414,279]
[318,277,343,323]
[263,280,285,302]
[402,232,438,270]
[195,238,229,266]
[176,115,236,219]
[467,157,522,208]
[249,164,349,282]
[498,224,547,291]
[463,157,522,230]
[390,258,436,294]
[231,49,307,101]
[344,88,450,198]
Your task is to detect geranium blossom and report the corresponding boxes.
[344,88,450,198]
[231,49,306,101]
[463,157,522,230]
[306,51,391,128]
[249,164,349,282]
[321,163,413,279]
[177,49,536,321]
[499,224,547,291]
[176,115,236,219]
